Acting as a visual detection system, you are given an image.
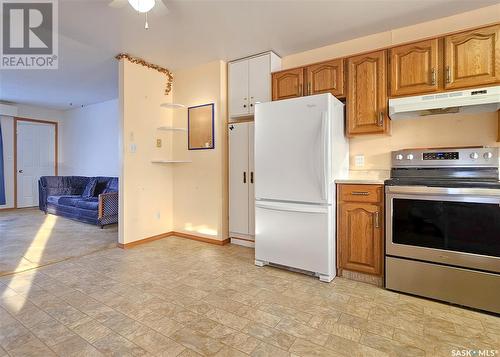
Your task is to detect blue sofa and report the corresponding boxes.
[38,176,118,227]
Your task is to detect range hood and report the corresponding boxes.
[389,86,500,120]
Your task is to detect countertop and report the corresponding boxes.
[334,170,390,185]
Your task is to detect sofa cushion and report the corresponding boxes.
[40,176,90,196]
[103,178,119,194]
[75,197,99,211]
[48,195,81,207]
[82,178,97,198]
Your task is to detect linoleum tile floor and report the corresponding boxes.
[0,237,498,357]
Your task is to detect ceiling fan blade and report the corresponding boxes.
[108,0,129,8]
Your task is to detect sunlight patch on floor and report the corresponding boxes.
[2,214,58,310]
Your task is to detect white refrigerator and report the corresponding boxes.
[254,93,349,282]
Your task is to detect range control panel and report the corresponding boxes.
[423,152,459,160]
[392,147,499,168]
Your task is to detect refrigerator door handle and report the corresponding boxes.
[320,112,328,200]
[256,202,329,214]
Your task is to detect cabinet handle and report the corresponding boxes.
[378,112,384,127]
[446,66,451,83]
[243,104,247,108]
[431,68,436,85]
[375,211,380,228]
[250,172,254,184]
[350,191,370,196]
[243,172,247,184]
[308,82,312,95]
[299,85,302,96]
[250,103,254,107]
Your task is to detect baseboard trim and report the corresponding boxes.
[173,231,230,246]
[118,232,174,249]
[118,231,229,249]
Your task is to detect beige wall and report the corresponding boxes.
[172,60,228,241]
[119,60,174,244]
[281,4,500,171]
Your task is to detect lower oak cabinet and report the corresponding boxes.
[337,184,384,276]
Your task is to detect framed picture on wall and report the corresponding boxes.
[188,103,215,150]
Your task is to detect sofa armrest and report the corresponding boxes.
[38,180,47,211]
[98,192,118,220]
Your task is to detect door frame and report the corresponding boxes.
[14,117,58,208]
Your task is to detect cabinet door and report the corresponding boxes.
[390,39,441,96]
[249,55,271,113]
[445,25,500,89]
[347,50,389,136]
[339,202,383,275]
[229,123,249,235]
[272,68,304,101]
[248,123,255,237]
[306,58,345,97]
[229,60,249,117]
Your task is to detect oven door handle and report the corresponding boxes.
[386,185,500,198]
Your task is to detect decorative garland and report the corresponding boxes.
[115,53,173,95]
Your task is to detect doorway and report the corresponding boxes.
[15,118,57,208]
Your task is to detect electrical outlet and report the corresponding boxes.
[354,155,365,168]
[156,139,162,148]
[130,143,137,153]
[156,211,161,219]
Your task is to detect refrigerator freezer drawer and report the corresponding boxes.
[255,202,334,277]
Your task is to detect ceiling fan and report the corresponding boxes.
[109,0,169,29]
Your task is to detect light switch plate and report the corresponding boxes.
[156,139,162,148]
[130,143,137,153]
[354,155,365,168]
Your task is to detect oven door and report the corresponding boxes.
[386,186,500,273]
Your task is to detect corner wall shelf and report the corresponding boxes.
[157,126,187,132]
[160,103,187,109]
[151,160,191,164]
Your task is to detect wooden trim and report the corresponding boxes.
[497,110,500,142]
[173,231,230,245]
[118,231,230,249]
[14,117,58,208]
[118,232,175,249]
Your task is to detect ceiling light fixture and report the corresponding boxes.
[127,0,155,13]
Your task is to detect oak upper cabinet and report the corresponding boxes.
[444,25,500,90]
[347,50,389,136]
[389,39,441,96]
[272,68,304,101]
[337,184,384,276]
[229,52,281,118]
[305,58,345,97]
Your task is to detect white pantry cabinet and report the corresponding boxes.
[228,52,281,118]
[229,122,255,246]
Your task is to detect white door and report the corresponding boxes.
[228,60,249,118]
[254,95,330,204]
[229,122,249,235]
[248,54,271,114]
[248,123,255,236]
[17,121,56,208]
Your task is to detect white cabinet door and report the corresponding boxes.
[229,60,249,118]
[229,123,249,235]
[249,54,271,114]
[248,123,255,236]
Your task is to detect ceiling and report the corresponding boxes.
[0,0,497,110]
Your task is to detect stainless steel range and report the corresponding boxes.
[385,147,500,314]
